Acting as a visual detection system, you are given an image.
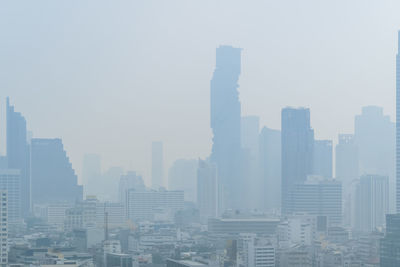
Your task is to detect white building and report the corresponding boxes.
[46,203,73,231]
[0,191,8,266]
[126,189,183,222]
[0,169,21,226]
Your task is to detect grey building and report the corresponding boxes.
[289,176,342,226]
[197,159,217,220]
[0,169,21,225]
[355,174,389,232]
[6,98,30,217]
[313,140,333,178]
[259,127,281,212]
[355,106,395,211]
[31,138,83,204]
[151,141,164,189]
[380,214,400,266]
[281,107,314,215]
[210,45,243,211]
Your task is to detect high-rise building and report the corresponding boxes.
[0,169,21,225]
[31,138,83,204]
[118,171,145,204]
[336,134,359,227]
[259,127,281,212]
[0,191,8,267]
[354,174,389,232]
[289,176,342,226]
[126,189,184,221]
[281,107,314,215]
[397,31,400,213]
[168,159,198,202]
[241,116,260,210]
[6,98,30,216]
[151,141,164,189]
[82,153,101,197]
[380,214,400,266]
[335,134,359,187]
[210,45,242,211]
[313,140,333,178]
[355,106,395,211]
[197,159,217,220]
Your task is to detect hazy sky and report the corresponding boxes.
[0,0,399,185]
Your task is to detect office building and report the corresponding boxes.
[46,203,73,231]
[281,107,314,214]
[197,159,217,219]
[118,171,145,204]
[82,154,101,197]
[288,176,342,225]
[313,140,333,178]
[166,259,207,267]
[244,236,276,267]
[96,202,126,229]
[336,134,359,187]
[210,45,243,210]
[355,175,389,232]
[259,127,281,212]
[31,138,83,204]
[151,141,164,189]
[397,31,400,213]
[380,214,400,266]
[126,189,184,221]
[241,116,261,210]
[0,169,21,225]
[207,218,280,235]
[168,159,198,202]
[0,191,7,267]
[6,98,30,216]
[355,106,395,211]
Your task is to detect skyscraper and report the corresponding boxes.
[197,159,217,220]
[210,45,242,210]
[82,153,101,197]
[281,107,314,215]
[397,31,400,213]
[289,176,342,226]
[151,141,164,189]
[168,159,198,202]
[31,138,83,204]
[259,127,281,212]
[355,106,395,211]
[313,140,333,178]
[380,214,400,266]
[241,116,260,210]
[355,175,389,232]
[335,134,359,187]
[6,97,30,217]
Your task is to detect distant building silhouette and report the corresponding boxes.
[210,45,243,210]
[355,106,395,212]
[313,140,333,178]
[397,30,400,213]
[118,171,145,204]
[151,141,164,189]
[354,174,389,232]
[168,159,198,202]
[289,176,342,226]
[281,107,314,215]
[335,134,359,227]
[241,116,260,210]
[6,97,30,216]
[31,138,83,204]
[259,127,281,212]
[197,159,217,220]
[82,153,101,197]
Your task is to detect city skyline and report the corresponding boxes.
[1,0,399,185]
